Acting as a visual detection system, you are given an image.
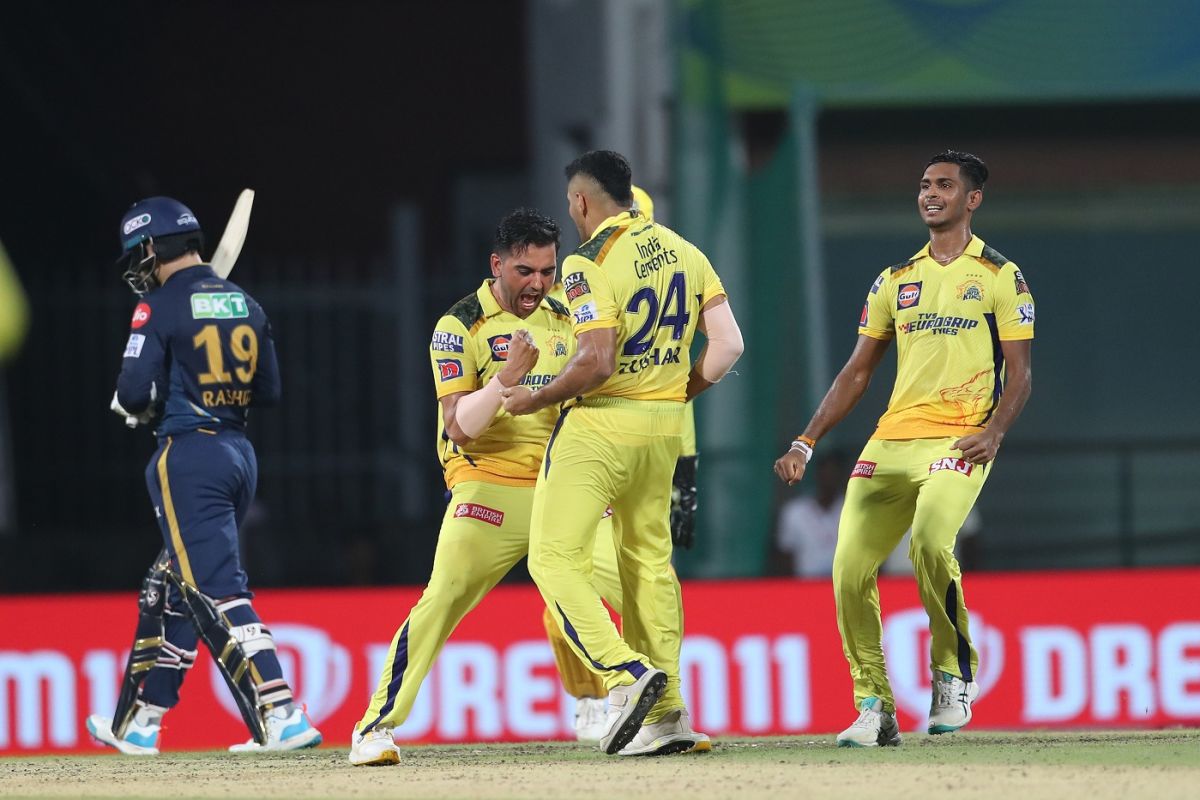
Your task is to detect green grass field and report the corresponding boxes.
[3,730,1197,800]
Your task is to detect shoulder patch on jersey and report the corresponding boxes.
[445,292,484,331]
[545,296,570,318]
[574,225,626,266]
[888,259,915,276]
[130,302,152,329]
[979,245,1010,272]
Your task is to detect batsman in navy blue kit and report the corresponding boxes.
[85,196,322,755]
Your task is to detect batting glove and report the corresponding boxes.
[670,454,699,549]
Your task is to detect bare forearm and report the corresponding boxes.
[685,371,713,401]
[985,366,1031,437]
[530,353,610,410]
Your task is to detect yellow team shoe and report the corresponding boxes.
[599,667,667,755]
[348,725,401,766]
[618,708,712,756]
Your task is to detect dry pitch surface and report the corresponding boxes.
[3,730,1198,800]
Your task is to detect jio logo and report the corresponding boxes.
[882,608,1004,726]
[210,624,350,724]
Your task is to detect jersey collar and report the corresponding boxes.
[476,278,556,319]
[584,209,638,244]
[912,234,985,263]
[477,279,505,318]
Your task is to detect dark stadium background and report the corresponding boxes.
[1,0,1198,592]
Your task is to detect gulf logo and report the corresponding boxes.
[897,282,922,310]
[488,334,511,361]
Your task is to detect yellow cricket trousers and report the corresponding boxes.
[530,397,685,721]
[833,437,989,714]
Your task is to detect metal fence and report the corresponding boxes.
[975,438,1200,570]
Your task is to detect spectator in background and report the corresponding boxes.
[0,239,30,535]
[771,452,848,577]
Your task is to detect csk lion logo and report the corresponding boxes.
[939,369,994,422]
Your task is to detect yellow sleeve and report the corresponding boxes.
[429,316,477,397]
[857,270,894,340]
[562,254,619,334]
[995,263,1035,341]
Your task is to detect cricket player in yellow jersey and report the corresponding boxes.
[502,151,744,756]
[541,184,702,742]
[349,209,598,766]
[775,151,1034,747]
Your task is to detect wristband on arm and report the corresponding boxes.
[789,435,815,464]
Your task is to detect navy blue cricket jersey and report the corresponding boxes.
[116,264,281,437]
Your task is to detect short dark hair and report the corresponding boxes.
[564,150,634,206]
[494,208,560,257]
[926,150,989,191]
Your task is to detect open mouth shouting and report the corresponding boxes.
[518,289,543,313]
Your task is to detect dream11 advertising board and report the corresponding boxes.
[2,568,1198,753]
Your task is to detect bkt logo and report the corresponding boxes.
[883,608,1004,725]
[191,292,249,319]
[210,624,350,724]
[488,334,511,362]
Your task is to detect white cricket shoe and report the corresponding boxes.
[229,707,323,752]
[618,707,711,756]
[348,725,401,766]
[836,697,901,748]
[599,667,667,755]
[574,697,607,743]
[928,670,980,734]
[85,714,160,756]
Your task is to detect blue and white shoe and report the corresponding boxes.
[229,707,323,752]
[928,671,980,734]
[85,714,160,756]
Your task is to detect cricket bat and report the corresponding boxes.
[210,188,255,278]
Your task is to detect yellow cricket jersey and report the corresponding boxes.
[561,210,726,402]
[858,235,1036,440]
[430,280,574,488]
